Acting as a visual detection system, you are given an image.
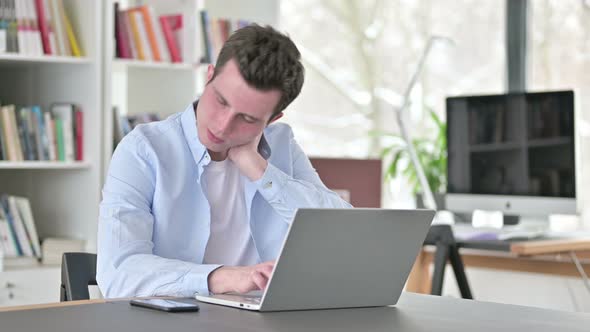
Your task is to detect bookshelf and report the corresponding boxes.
[102,0,279,175]
[0,0,102,306]
[0,54,92,65]
[0,0,279,308]
[0,161,90,170]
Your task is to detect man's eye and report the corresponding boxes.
[217,97,227,106]
[242,115,256,123]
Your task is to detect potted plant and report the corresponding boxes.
[375,109,447,208]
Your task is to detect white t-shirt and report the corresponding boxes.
[201,158,261,266]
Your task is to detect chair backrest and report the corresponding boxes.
[60,252,97,302]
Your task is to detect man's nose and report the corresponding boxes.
[216,110,233,135]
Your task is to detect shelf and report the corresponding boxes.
[112,59,199,71]
[0,162,91,170]
[470,142,522,153]
[1,257,43,271]
[527,137,572,148]
[0,54,92,66]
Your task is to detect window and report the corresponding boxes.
[280,0,505,158]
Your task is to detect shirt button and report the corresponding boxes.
[263,181,273,189]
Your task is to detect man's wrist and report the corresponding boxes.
[208,266,231,294]
[242,153,268,181]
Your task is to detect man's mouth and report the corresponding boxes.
[207,129,225,144]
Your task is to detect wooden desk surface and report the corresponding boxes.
[510,238,590,255]
[407,237,590,294]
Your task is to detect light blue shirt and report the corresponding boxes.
[97,103,352,298]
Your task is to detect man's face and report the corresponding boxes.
[196,60,282,155]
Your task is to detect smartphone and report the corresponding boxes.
[129,299,200,312]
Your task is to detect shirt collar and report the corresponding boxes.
[181,100,273,166]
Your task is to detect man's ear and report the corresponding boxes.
[268,112,284,124]
[206,64,215,83]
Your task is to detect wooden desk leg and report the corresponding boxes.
[406,250,432,294]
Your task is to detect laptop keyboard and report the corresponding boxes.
[241,296,261,304]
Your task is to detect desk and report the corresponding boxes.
[407,237,590,294]
[1,293,589,332]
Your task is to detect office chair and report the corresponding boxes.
[60,252,98,301]
[424,225,473,299]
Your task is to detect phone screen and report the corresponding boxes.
[130,299,200,312]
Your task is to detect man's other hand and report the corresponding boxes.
[227,132,267,181]
[208,261,276,294]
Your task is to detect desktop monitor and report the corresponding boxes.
[445,90,576,219]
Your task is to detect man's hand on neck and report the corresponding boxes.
[210,133,267,181]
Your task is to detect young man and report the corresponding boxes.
[97,25,351,298]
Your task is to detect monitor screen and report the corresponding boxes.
[446,90,575,199]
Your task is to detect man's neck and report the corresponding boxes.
[208,150,228,161]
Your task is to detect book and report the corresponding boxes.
[137,5,162,62]
[0,104,8,160]
[147,6,169,62]
[54,117,64,161]
[114,3,131,59]
[7,196,35,256]
[74,105,82,161]
[14,107,30,160]
[131,10,152,61]
[1,195,23,256]
[1,105,17,160]
[15,0,28,54]
[41,237,84,265]
[26,0,43,55]
[34,0,51,54]
[199,10,212,63]
[2,256,39,268]
[31,106,49,160]
[122,9,137,59]
[59,0,81,57]
[0,196,22,255]
[159,14,181,63]
[0,205,19,257]
[14,196,41,257]
[44,110,56,161]
[48,0,68,55]
[6,0,19,53]
[42,0,57,54]
[0,0,7,53]
[127,9,145,60]
[51,103,74,161]
[4,104,24,161]
[18,107,35,160]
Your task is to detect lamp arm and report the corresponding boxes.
[394,37,444,210]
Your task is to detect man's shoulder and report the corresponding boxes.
[133,113,182,138]
[265,122,294,141]
[119,112,184,152]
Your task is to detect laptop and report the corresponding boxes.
[195,208,435,311]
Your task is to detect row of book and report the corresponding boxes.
[0,0,82,56]
[114,3,186,63]
[0,194,40,258]
[200,11,250,64]
[112,106,160,149]
[0,103,83,161]
[113,3,250,65]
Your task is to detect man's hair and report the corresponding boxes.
[211,24,305,118]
